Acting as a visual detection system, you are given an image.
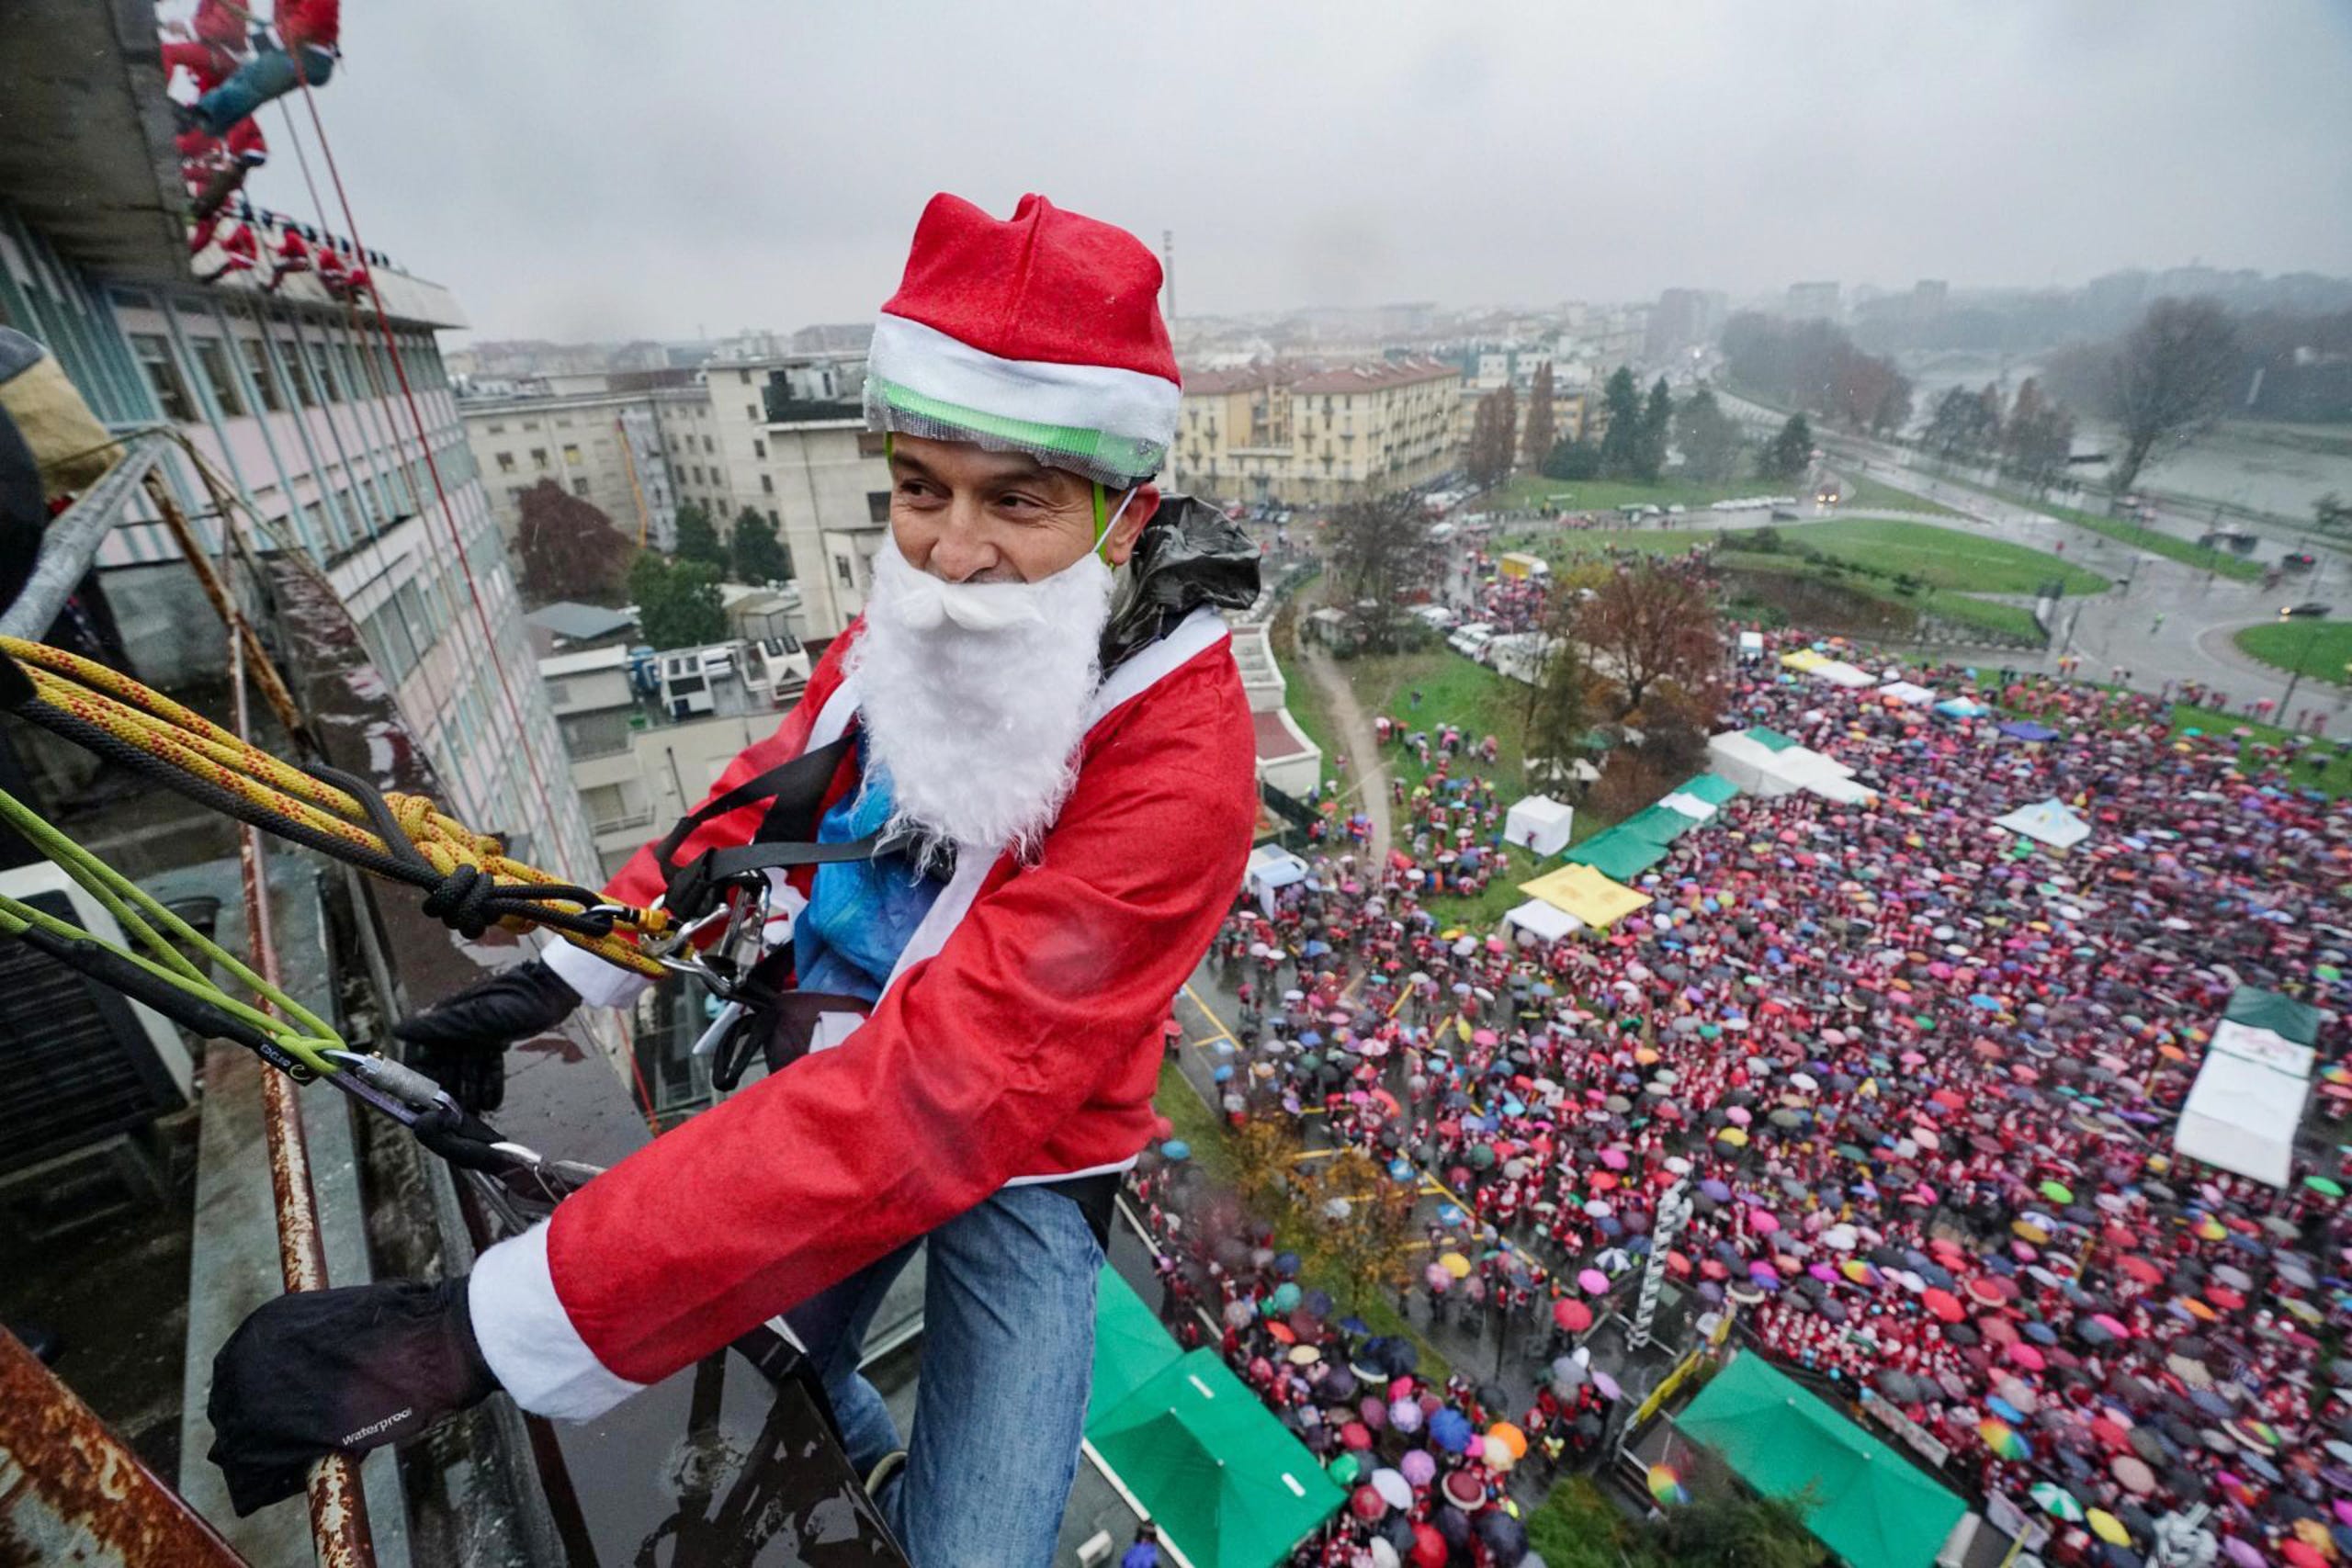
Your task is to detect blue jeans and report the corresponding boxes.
[195,46,335,135]
[786,1184,1102,1568]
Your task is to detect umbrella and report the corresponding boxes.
[1646,1463,1690,1506]
[1371,1467,1413,1511]
[2033,1481,2086,1522]
[1351,1483,1389,1521]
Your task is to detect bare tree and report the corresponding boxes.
[1521,362,1557,471]
[1574,563,1724,716]
[1329,493,1429,650]
[2105,298,2242,500]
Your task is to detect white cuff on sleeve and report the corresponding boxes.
[469,1220,647,1420]
[543,936,654,1010]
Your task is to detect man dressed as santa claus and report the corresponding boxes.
[206,192,1261,1567]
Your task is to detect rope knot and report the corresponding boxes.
[420,863,498,939]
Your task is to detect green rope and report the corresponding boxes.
[0,788,342,1075]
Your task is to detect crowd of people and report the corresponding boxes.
[1149,605,2352,1568]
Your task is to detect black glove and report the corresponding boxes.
[392,959,580,1112]
[207,1278,498,1517]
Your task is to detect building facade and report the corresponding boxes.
[462,388,679,550]
[1170,359,1462,508]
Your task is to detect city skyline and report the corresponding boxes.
[235,0,2352,343]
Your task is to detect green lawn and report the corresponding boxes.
[2170,705,2352,797]
[2235,619,2352,682]
[1151,1060,1452,1381]
[1725,518,2108,594]
[1918,591,2045,641]
[1918,478,2269,582]
[1830,473,1963,519]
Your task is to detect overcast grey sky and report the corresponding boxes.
[243,0,2352,343]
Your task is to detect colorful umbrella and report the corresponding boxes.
[1646,1463,1690,1506]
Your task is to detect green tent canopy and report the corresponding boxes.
[1090,1265,1184,1423]
[1565,827,1668,882]
[1746,725,1801,752]
[2223,985,2322,1047]
[1086,1348,1344,1568]
[1617,804,1698,848]
[1678,773,1741,805]
[1674,1354,1965,1568]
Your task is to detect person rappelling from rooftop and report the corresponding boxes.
[206,190,1263,1567]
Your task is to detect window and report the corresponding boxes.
[560,709,631,761]
[310,343,341,401]
[752,438,765,459]
[739,370,752,385]
[767,507,780,526]
[562,443,582,466]
[531,447,548,469]
[571,478,591,497]
[834,553,854,589]
[865,490,890,523]
[485,423,505,434]
[130,334,196,422]
[175,336,244,418]
[495,450,515,473]
[760,473,775,494]
[557,416,573,428]
[702,435,714,454]
[237,338,285,412]
[747,403,760,423]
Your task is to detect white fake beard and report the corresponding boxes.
[847,544,1115,861]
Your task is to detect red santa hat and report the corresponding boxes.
[865,191,1180,487]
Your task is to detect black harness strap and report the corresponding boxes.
[657,735,888,919]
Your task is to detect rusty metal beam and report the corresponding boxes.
[0,1326,246,1567]
[231,630,376,1568]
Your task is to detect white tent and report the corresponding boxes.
[1736,631,1766,662]
[1706,731,1784,795]
[1878,680,1935,706]
[1811,660,1877,688]
[1804,775,1878,807]
[1503,898,1584,946]
[1503,795,1577,857]
[1993,799,2091,851]
[1657,791,1718,821]
[2174,1021,2315,1188]
[1244,845,1310,916]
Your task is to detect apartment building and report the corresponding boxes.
[1170,359,1463,508]
[462,388,678,549]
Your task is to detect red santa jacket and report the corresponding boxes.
[470,606,1255,1416]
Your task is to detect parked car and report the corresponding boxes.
[1447,623,1495,659]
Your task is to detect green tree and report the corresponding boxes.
[1543,436,1602,480]
[1758,412,1814,483]
[672,501,727,571]
[1675,389,1745,483]
[1521,361,1557,471]
[731,505,792,583]
[1596,367,1644,479]
[1634,376,1674,482]
[1522,635,1592,792]
[629,553,727,649]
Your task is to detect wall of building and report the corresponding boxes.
[462,391,678,549]
[0,216,603,884]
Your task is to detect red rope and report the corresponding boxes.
[287,74,565,863]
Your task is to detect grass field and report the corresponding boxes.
[1727,518,2109,594]
[2169,704,2352,797]
[1152,1060,1451,1380]
[1915,477,2270,582]
[2235,618,2352,682]
[1831,473,1963,519]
